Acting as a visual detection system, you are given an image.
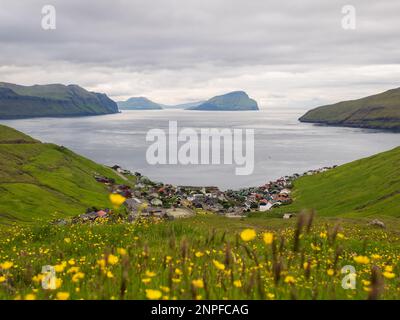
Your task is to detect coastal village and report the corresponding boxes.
[64,164,336,224]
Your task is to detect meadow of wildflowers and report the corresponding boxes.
[0,213,399,300]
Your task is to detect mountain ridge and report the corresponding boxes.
[191,91,259,111]
[0,82,119,119]
[299,87,400,131]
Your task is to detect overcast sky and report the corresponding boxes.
[0,0,399,108]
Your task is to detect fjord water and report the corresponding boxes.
[1,108,399,190]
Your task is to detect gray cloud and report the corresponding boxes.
[0,0,399,106]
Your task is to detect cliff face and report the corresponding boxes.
[191,91,259,111]
[0,82,119,119]
[299,88,400,131]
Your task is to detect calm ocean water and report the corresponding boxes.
[1,108,399,190]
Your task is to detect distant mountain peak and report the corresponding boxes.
[191,91,259,111]
[117,97,163,110]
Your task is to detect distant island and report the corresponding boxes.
[117,97,163,110]
[299,87,400,131]
[117,91,258,111]
[0,82,119,119]
[190,91,259,111]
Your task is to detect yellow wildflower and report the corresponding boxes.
[0,276,6,283]
[108,254,119,265]
[327,269,335,276]
[213,260,226,271]
[175,268,183,275]
[64,238,71,244]
[54,262,67,273]
[55,278,63,289]
[72,272,85,283]
[145,270,156,277]
[32,274,44,283]
[67,267,80,274]
[117,248,127,256]
[146,289,162,300]
[24,294,36,300]
[353,256,370,264]
[56,292,70,300]
[68,259,75,266]
[109,193,126,208]
[240,229,256,242]
[0,261,13,270]
[384,265,393,272]
[263,232,274,245]
[160,286,170,293]
[97,259,106,269]
[191,279,204,288]
[284,276,296,284]
[233,280,242,288]
[195,251,204,258]
[362,280,371,286]
[106,271,114,278]
[383,272,395,279]
[267,293,275,299]
[310,243,321,251]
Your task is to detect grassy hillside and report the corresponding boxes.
[299,87,400,131]
[277,147,400,217]
[0,125,38,144]
[0,82,119,119]
[0,125,126,223]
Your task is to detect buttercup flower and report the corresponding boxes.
[233,280,242,288]
[146,289,162,300]
[56,292,70,300]
[0,261,13,270]
[213,260,226,271]
[24,294,36,300]
[263,232,274,245]
[108,254,119,265]
[109,194,126,208]
[240,229,256,242]
[284,276,296,284]
[192,279,204,288]
[353,256,370,264]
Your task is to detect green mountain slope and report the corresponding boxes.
[191,91,259,111]
[117,97,163,110]
[0,82,119,119]
[279,147,400,217]
[299,87,400,131]
[0,125,125,223]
